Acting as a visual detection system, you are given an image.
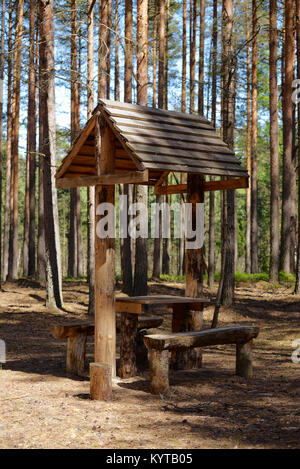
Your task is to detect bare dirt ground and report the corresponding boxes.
[0,279,299,449]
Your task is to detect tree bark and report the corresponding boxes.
[8,0,24,280]
[198,0,205,115]
[251,0,259,273]
[0,0,4,287]
[220,0,235,306]
[2,0,13,282]
[295,0,300,293]
[281,0,295,273]
[121,0,133,295]
[39,0,63,309]
[245,1,251,274]
[269,0,279,282]
[134,0,148,296]
[87,0,95,315]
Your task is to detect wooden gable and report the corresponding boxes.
[56,99,249,192]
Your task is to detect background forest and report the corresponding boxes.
[0,0,299,310]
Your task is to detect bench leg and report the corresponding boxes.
[148,349,169,394]
[136,329,148,373]
[118,313,138,378]
[66,333,87,376]
[236,340,253,378]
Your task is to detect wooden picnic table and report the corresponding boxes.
[116,295,210,378]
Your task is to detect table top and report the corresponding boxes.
[116,295,210,305]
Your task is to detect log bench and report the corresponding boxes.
[144,326,260,394]
[50,317,163,377]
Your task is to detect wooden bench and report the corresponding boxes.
[144,326,260,394]
[50,317,163,376]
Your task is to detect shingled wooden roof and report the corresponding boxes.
[56,99,248,188]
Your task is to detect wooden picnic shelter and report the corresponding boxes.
[55,98,249,400]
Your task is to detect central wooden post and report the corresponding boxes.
[184,174,205,369]
[90,115,116,401]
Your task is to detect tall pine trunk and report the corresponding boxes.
[23,0,36,278]
[0,0,4,287]
[8,0,24,280]
[250,0,259,273]
[87,0,95,314]
[68,0,82,279]
[281,0,295,273]
[208,0,217,289]
[220,0,235,306]
[269,0,279,282]
[245,1,251,274]
[134,0,148,296]
[39,0,63,308]
[121,0,133,295]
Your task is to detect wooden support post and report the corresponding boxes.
[148,348,170,395]
[118,313,138,378]
[183,174,205,369]
[66,334,87,376]
[90,363,112,401]
[236,340,253,378]
[91,116,116,401]
[136,329,149,372]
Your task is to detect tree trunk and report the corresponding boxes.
[134,0,148,296]
[39,0,63,309]
[23,0,36,278]
[245,1,251,274]
[0,0,4,287]
[269,0,279,282]
[8,0,24,280]
[281,0,295,273]
[98,0,108,100]
[68,0,82,279]
[220,0,235,306]
[121,0,133,295]
[250,0,259,273]
[189,0,196,113]
[2,0,12,282]
[87,0,95,315]
[208,0,217,289]
[295,0,300,293]
[198,0,205,115]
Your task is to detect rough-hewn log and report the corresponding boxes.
[148,348,170,394]
[136,329,148,372]
[91,117,115,401]
[236,339,253,378]
[90,363,112,401]
[56,170,149,189]
[118,312,138,378]
[66,334,87,376]
[144,326,259,351]
[50,317,163,339]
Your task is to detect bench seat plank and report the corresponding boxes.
[51,317,163,340]
[144,326,259,351]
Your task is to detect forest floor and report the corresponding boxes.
[0,278,299,449]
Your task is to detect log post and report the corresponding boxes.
[90,116,116,400]
[118,312,138,378]
[66,334,87,376]
[136,329,148,372]
[236,340,253,378]
[148,348,170,394]
[90,363,112,401]
[183,174,205,369]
